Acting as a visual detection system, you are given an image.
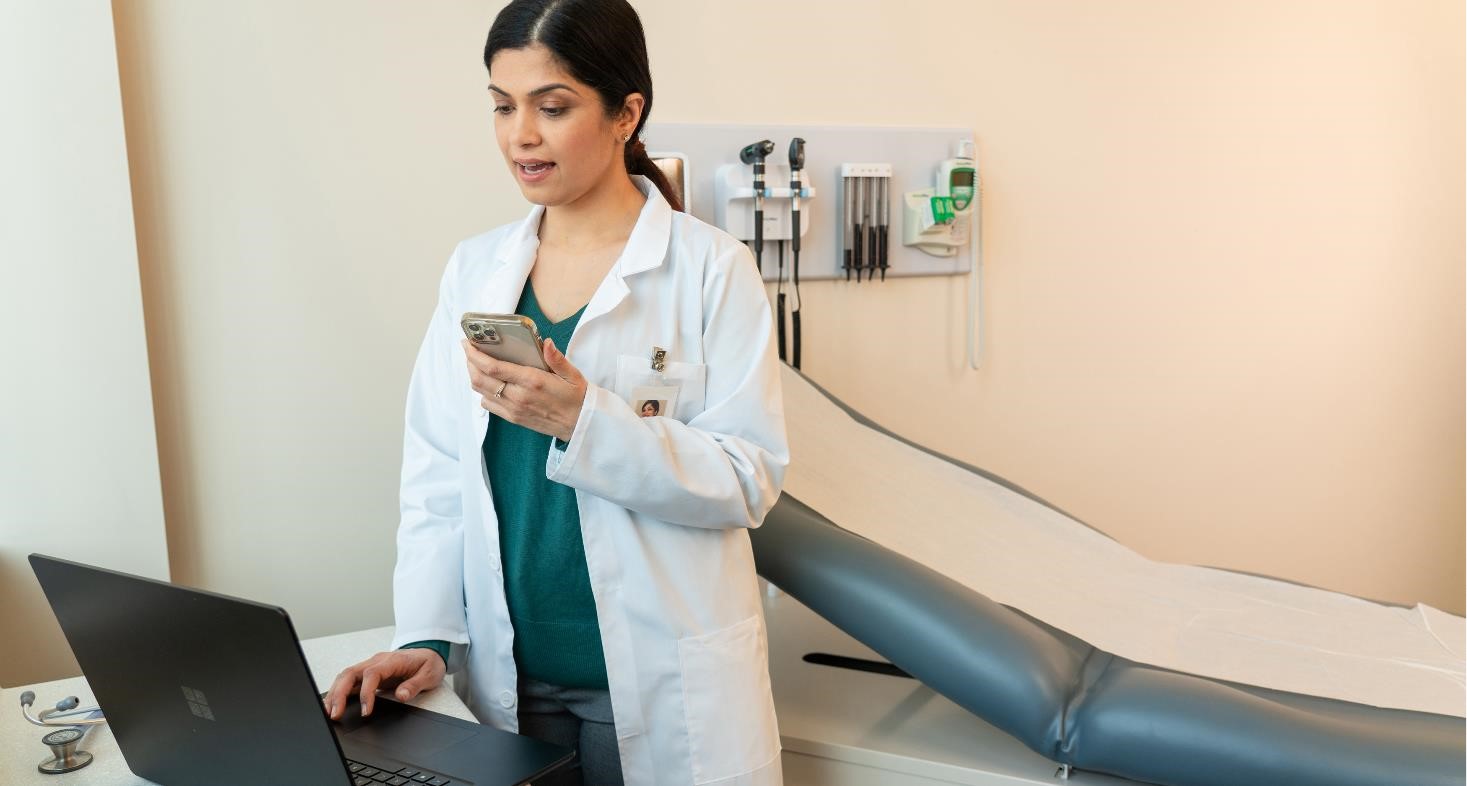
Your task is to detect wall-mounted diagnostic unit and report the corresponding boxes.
[642,123,984,370]
[643,123,977,282]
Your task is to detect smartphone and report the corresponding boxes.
[460,312,550,372]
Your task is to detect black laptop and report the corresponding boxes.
[30,554,574,786]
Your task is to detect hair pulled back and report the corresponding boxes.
[485,0,683,211]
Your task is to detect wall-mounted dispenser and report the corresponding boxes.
[902,138,976,257]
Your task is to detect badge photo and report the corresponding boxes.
[631,385,681,420]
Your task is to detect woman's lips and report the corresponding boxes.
[517,161,556,183]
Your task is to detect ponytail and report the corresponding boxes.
[625,138,684,212]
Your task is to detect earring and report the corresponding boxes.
[622,133,631,142]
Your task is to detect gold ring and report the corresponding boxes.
[494,380,509,398]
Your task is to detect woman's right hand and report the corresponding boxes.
[323,648,446,720]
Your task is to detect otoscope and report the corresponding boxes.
[787,137,806,370]
[739,140,775,273]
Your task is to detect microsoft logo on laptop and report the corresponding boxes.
[181,686,215,721]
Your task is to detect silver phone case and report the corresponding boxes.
[460,312,549,371]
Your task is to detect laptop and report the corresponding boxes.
[30,554,575,786]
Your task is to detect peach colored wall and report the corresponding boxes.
[110,0,1462,651]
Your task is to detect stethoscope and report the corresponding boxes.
[18,691,107,774]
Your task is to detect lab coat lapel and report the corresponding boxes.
[474,204,544,315]
[472,178,671,332]
[576,177,673,330]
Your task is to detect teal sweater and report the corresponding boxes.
[404,283,606,690]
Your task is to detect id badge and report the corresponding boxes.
[631,384,681,420]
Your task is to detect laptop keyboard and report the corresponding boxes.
[347,760,459,786]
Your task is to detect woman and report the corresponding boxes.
[639,400,660,418]
[323,1,789,784]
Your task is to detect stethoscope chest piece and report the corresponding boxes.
[19,691,106,774]
[38,727,94,774]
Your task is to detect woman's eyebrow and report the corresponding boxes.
[487,83,580,97]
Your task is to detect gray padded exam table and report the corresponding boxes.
[752,368,1465,786]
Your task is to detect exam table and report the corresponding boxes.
[752,368,1465,786]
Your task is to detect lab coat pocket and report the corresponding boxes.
[677,614,781,784]
[614,354,707,423]
[662,360,706,420]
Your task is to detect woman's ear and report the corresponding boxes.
[619,93,645,136]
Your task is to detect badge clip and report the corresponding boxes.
[650,346,667,373]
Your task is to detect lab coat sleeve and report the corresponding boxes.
[546,243,789,530]
[390,247,470,671]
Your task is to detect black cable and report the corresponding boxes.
[753,204,764,273]
[791,234,802,370]
[786,138,805,369]
[776,240,787,363]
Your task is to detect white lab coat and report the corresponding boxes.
[390,176,789,786]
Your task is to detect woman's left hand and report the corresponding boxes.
[464,338,588,441]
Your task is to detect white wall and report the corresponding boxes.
[111,2,513,644]
[0,0,168,687]
[102,0,1462,655]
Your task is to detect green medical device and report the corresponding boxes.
[937,139,976,214]
[903,138,977,258]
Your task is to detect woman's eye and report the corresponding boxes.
[541,106,566,117]
[493,105,513,115]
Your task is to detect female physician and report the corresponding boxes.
[323,1,790,785]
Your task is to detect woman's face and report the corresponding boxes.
[488,45,643,207]
[640,401,658,417]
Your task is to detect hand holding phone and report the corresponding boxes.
[460,312,550,372]
[460,312,588,442]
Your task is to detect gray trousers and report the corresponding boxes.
[517,676,625,786]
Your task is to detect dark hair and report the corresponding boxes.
[484,0,683,211]
[641,399,660,414]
